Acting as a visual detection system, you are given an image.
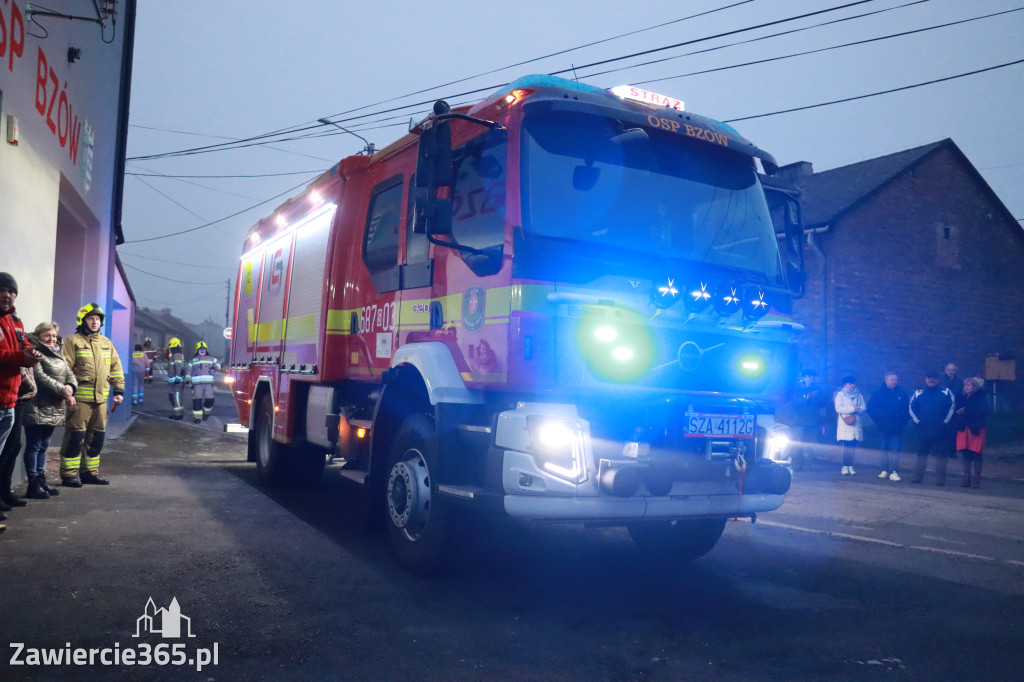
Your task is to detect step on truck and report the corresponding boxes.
[229,75,803,574]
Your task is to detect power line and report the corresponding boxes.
[136,288,227,307]
[119,251,235,271]
[724,57,1024,123]
[122,177,312,244]
[632,6,1022,86]
[585,0,935,81]
[123,263,226,285]
[126,0,881,162]
[128,164,262,200]
[127,169,323,179]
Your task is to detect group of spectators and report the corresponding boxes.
[0,273,123,534]
[792,363,990,487]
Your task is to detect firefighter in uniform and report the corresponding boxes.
[130,343,148,405]
[166,337,186,420]
[59,304,124,487]
[187,341,220,423]
[142,337,159,382]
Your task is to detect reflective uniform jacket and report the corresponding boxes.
[187,353,220,399]
[62,331,125,403]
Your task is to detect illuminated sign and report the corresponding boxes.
[610,85,684,111]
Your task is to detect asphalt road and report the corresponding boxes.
[0,406,1021,681]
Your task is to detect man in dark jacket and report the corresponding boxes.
[0,273,43,531]
[867,372,910,482]
[791,369,828,470]
[909,371,955,485]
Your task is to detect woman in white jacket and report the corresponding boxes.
[834,375,866,475]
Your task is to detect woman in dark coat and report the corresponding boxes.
[23,322,77,498]
[955,376,989,488]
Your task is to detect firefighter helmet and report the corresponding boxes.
[168,337,182,350]
[144,337,152,344]
[76,303,105,326]
[196,341,209,352]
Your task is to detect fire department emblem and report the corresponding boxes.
[462,286,485,332]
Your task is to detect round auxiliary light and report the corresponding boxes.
[742,285,771,320]
[713,282,743,316]
[651,277,681,309]
[683,280,714,314]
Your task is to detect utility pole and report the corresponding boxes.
[225,278,231,328]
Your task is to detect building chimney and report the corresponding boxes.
[776,161,814,183]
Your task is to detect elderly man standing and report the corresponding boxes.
[909,371,956,485]
[867,372,910,482]
[59,303,125,487]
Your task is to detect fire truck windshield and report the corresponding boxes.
[520,111,783,283]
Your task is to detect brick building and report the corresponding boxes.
[766,139,1023,407]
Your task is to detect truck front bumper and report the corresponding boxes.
[503,491,785,521]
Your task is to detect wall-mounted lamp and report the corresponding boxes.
[67,47,82,63]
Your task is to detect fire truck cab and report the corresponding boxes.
[230,75,800,573]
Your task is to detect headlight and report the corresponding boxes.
[766,426,790,462]
[526,416,586,483]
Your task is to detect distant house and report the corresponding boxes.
[766,139,1024,407]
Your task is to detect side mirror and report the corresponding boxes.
[414,196,452,237]
[786,261,806,296]
[416,120,452,189]
[784,199,803,243]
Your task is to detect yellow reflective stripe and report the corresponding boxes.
[325,308,359,334]
[284,314,317,340]
[255,318,285,342]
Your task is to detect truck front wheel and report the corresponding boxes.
[628,516,728,561]
[385,414,449,575]
[254,393,287,486]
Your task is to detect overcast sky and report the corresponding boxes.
[120,0,1024,326]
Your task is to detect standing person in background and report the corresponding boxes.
[166,337,185,420]
[0,273,43,532]
[142,337,159,383]
[23,322,76,499]
[955,377,989,488]
[834,375,866,476]
[942,363,962,460]
[867,372,911,482]
[909,371,956,485]
[186,341,220,423]
[130,344,148,405]
[791,369,828,470]
[59,304,125,487]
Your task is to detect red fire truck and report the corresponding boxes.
[229,75,802,573]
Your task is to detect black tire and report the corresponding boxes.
[246,411,259,463]
[385,414,449,575]
[254,393,287,486]
[628,516,728,561]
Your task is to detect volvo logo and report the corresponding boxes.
[677,341,703,371]
[675,341,724,372]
